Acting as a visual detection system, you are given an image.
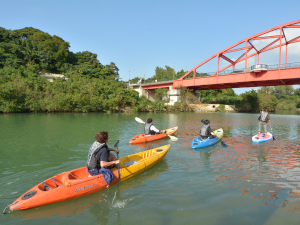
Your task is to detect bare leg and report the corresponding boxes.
[107,153,118,169]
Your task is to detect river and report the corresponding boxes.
[1,111,300,225]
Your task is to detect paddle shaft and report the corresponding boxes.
[117,152,120,184]
[270,124,276,140]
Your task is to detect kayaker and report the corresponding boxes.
[200,119,217,139]
[144,118,165,135]
[86,131,120,178]
[257,107,271,138]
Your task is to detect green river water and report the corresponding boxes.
[1,111,300,225]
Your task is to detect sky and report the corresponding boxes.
[1,0,300,94]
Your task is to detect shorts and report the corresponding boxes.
[87,167,101,176]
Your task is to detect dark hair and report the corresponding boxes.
[205,119,210,125]
[263,107,267,111]
[147,118,153,123]
[95,131,108,143]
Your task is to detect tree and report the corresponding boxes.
[257,86,274,95]
[273,85,294,99]
[155,88,169,101]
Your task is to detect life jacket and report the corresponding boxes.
[258,111,269,123]
[200,125,210,138]
[86,142,107,170]
[145,123,156,135]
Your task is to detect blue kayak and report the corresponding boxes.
[191,128,224,149]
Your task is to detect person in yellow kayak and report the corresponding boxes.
[200,119,217,139]
[144,118,165,135]
[86,131,119,180]
[257,107,271,138]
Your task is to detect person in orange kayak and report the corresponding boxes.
[200,119,217,139]
[86,131,119,178]
[144,118,165,135]
[257,107,271,138]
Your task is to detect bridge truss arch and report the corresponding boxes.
[174,19,300,90]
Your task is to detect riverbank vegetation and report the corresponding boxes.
[191,86,300,112]
[0,27,191,113]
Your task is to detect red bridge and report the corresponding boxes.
[141,19,300,91]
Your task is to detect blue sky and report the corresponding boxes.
[1,0,300,94]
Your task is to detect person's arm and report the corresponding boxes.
[208,127,217,137]
[100,160,119,168]
[150,125,160,133]
[108,148,119,154]
[98,147,119,168]
[268,114,271,125]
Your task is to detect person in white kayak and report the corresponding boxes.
[256,107,271,138]
[144,118,165,135]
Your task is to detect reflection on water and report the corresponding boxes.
[209,135,300,215]
[1,111,300,224]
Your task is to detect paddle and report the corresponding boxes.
[111,140,120,205]
[114,140,120,184]
[201,119,227,147]
[134,117,178,141]
[270,124,276,140]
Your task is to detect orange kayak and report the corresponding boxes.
[129,126,178,144]
[9,145,170,211]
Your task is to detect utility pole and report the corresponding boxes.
[173,62,175,79]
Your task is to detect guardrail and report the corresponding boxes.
[128,62,300,85]
[250,64,267,70]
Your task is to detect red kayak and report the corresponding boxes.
[129,126,178,144]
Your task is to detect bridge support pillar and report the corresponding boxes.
[129,84,180,104]
[167,86,180,105]
[128,83,147,97]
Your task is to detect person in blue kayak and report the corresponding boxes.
[144,118,165,135]
[257,107,271,138]
[86,131,120,179]
[200,119,217,139]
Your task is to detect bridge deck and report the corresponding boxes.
[139,63,300,90]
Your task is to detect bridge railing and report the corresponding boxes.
[129,62,300,86]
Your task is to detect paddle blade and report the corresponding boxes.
[221,141,227,147]
[168,135,178,141]
[135,117,145,124]
[273,136,276,140]
[114,140,120,148]
[201,119,206,124]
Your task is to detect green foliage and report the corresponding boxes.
[177,86,199,103]
[0,27,194,113]
[258,93,278,111]
[217,104,225,111]
[197,88,240,105]
[155,88,168,101]
[239,90,259,112]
